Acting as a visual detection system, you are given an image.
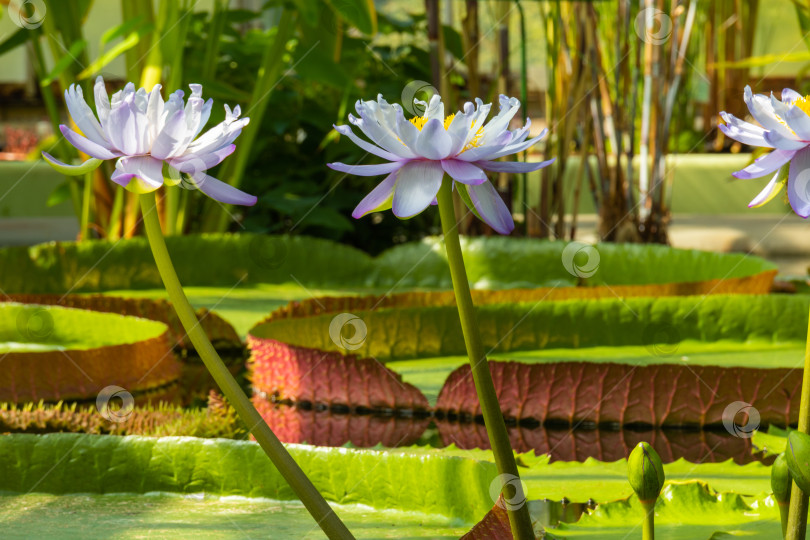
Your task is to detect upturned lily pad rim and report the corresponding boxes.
[0,302,168,351]
[0,233,777,294]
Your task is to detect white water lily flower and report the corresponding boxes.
[42,76,256,206]
[720,85,810,217]
[328,94,554,234]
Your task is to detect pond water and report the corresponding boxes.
[261,404,766,465]
[0,492,468,539]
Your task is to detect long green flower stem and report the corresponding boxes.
[435,179,535,540]
[139,192,354,540]
[786,307,810,539]
[641,501,655,540]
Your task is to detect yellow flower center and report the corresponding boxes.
[794,95,810,117]
[409,114,456,130]
[775,95,810,133]
[408,113,484,152]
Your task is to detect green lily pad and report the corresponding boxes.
[248,294,808,426]
[548,483,780,539]
[0,302,179,402]
[752,425,791,456]
[0,234,775,294]
[0,433,786,539]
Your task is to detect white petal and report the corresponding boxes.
[490,128,548,159]
[353,100,416,158]
[445,112,474,155]
[151,109,188,160]
[455,131,513,161]
[415,118,452,159]
[94,76,111,130]
[169,144,235,173]
[783,88,802,103]
[392,160,444,218]
[764,130,808,151]
[192,98,213,139]
[111,156,164,193]
[352,171,397,218]
[334,124,400,161]
[186,171,257,206]
[788,147,810,217]
[460,181,514,234]
[784,105,810,140]
[146,84,164,145]
[60,125,120,160]
[478,95,521,146]
[719,112,772,148]
[328,160,404,176]
[441,159,487,185]
[64,84,109,148]
[395,115,421,152]
[732,149,795,179]
[748,169,785,208]
[744,86,796,140]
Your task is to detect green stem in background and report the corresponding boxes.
[516,0,528,236]
[786,307,810,539]
[138,192,355,540]
[80,172,93,240]
[27,35,82,221]
[204,8,295,233]
[160,0,193,236]
[202,0,230,80]
[435,179,535,540]
[781,501,790,538]
[641,501,655,540]
[107,187,124,240]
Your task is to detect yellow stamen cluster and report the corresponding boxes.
[794,95,810,117]
[463,126,484,152]
[408,113,485,152]
[775,94,810,133]
[409,114,456,130]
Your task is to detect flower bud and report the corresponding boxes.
[627,442,665,503]
[786,431,810,494]
[772,453,792,504]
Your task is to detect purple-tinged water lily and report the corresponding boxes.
[720,85,810,217]
[42,76,256,206]
[328,94,554,234]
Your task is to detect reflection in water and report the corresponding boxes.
[437,421,764,464]
[529,498,595,529]
[253,401,765,464]
[254,400,430,447]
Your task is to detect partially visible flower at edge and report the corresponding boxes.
[720,85,810,217]
[42,76,256,206]
[328,94,554,234]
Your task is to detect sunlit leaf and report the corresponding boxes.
[41,39,88,86]
[0,28,29,57]
[77,23,154,80]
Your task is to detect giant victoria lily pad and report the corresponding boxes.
[0,303,179,402]
[249,293,808,427]
[0,234,789,536]
[0,433,788,538]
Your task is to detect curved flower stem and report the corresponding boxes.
[435,179,535,540]
[139,192,355,540]
[786,308,810,539]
